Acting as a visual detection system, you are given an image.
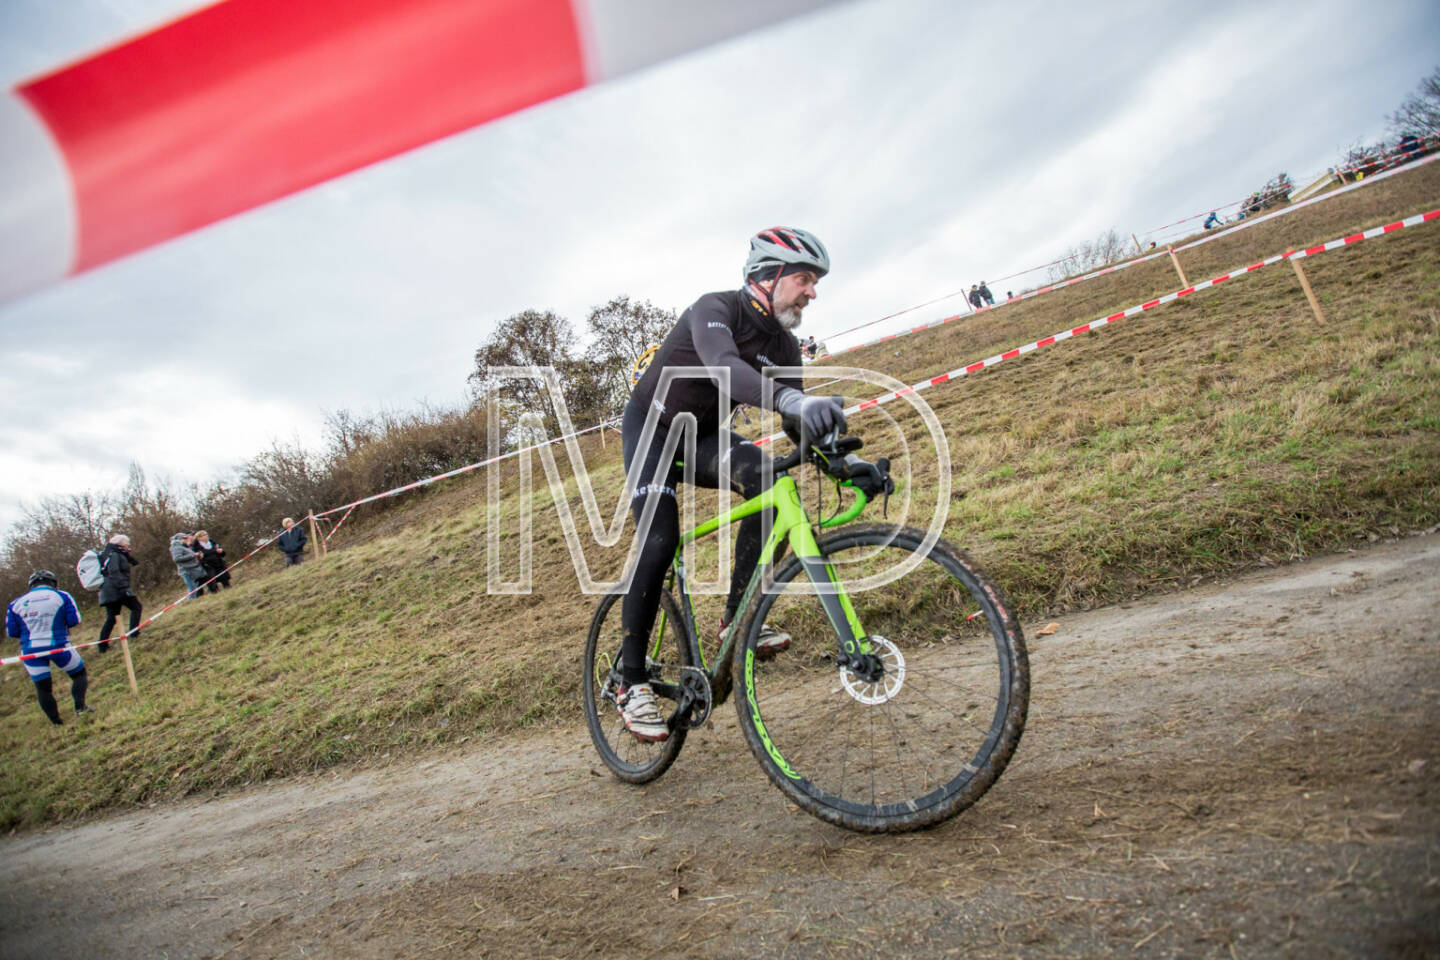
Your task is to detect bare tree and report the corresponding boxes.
[1047,228,1128,282]
[0,492,119,599]
[323,408,377,457]
[1342,139,1388,169]
[583,295,676,417]
[468,310,577,415]
[468,309,611,436]
[1387,65,1440,138]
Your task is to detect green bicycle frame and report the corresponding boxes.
[653,472,873,671]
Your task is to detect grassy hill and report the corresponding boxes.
[2,162,1437,830]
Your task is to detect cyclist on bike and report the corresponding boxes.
[617,227,847,742]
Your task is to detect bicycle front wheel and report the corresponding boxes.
[582,589,695,784]
[733,524,1028,832]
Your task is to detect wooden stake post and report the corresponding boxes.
[119,636,139,694]
[308,511,322,561]
[1131,233,1144,255]
[1288,252,1327,323]
[1167,246,1189,288]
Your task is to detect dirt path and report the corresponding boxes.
[2,534,1437,959]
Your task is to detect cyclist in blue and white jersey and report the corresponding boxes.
[6,570,90,725]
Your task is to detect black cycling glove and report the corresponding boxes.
[775,388,847,440]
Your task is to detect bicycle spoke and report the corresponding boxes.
[736,526,1028,831]
[879,696,924,799]
[899,661,1005,706]
[583,590,695,785]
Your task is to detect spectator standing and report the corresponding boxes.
[170,532,206,599]
[97,534,141,653]
[1006,290,1014,300]
[978,282,995,306]
[968,285,983,309]
[276,517,308,567]
[192,530,231,591]
[7,571,89,725]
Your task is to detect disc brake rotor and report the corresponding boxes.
[838,636,905,704]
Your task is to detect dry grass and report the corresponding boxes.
[0,161,1437,830]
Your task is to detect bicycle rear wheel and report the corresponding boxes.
[582,589,695,784]
[733,524,1028,832]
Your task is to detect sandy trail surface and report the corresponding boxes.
[2,533,1437,959]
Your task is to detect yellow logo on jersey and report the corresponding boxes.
[631,344,660,386]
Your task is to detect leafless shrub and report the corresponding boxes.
[1047,228,1129,282]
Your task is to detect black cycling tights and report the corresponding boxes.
[34,669,86,725]
[619,399,773,686]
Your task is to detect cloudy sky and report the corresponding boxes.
[0,0,1435,533]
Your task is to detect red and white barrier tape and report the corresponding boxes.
[832,246,1174,357]
[827,153,1440,358]
[2,527,288,667]
[1133,138,1437,244]
[1172,152,1440,255]
[820,147,1440,352]
[308,202,1440,523]
[313,418,618,519]
[0,0,842,303]
[324,505,358,544]
[754,207,1440,445]
[14,205,1430,670]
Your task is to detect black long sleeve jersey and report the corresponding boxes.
[631,289,803,433]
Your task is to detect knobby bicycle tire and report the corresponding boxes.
[733,524,1028,832]
[582,588,695,784]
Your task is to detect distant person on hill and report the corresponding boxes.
[171,532,207,599]
[7,570,89,725]
[276,517,308,567]
[97,534,141,653]
[978,282,995,306]
[801,335,819,359]
[1203,211,1222,230]
[1006,290,1014,300]
[192,530,231,591]
[968,285,983,309]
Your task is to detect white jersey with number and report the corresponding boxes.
[6,586,82,654]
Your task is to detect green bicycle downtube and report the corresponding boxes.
[787,526,867,656]
[652,607,668,662]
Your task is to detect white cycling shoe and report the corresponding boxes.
[616,683,669,742]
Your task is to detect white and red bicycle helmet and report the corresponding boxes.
[743,227,830,281]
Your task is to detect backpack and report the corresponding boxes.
[76,548,106,591]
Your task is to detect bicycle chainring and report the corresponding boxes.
[675,666,713,728]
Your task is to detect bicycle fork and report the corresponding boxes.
[784,521,878,677]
